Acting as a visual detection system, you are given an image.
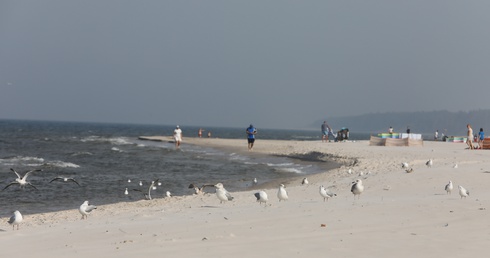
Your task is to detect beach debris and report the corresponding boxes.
[2,168,42,191]
[49,176,81,186]
[254,190,268,206]
[320,224,327,227]
[383,185,391,191]
[215,183,234,203]
[426,159,433,168]
[458,185,469,199]
[405,168,414,173]
[79,200,97,219]
[301,177,309,185]
[445,181,453,194]
[319,185,336,202]
[8,210,23,230]
[277,184,289,201]
[351,179,364,199]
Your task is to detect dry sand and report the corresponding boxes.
[2,138,490,257]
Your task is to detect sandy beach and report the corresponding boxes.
[2,137,490,257]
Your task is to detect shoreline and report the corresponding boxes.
[2,138,490,257]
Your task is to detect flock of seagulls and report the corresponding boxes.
[3,158,476,230]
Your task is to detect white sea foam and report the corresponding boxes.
[0,156,45,166]
[276,167,303,174]
[111,147,124,152]
[43,161,80,168]
[266,162,295,167]
[81,136,133,145]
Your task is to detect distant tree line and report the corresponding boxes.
[315,110,490,136]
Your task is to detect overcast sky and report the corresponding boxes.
[1,1,490,129]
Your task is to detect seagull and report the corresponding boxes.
[124,188,129,195]
[79,200,97,219]
[127,179,131,183]
[351,179,364,199]
[348,169,353,174]
[301,177,309,185]
[453,164,458,169]
[2,168,42,191]
[214,183,234,203]
[426,159,433,168]
[49,176,81,186]
[277,184,289,201]
[254,190,268,205]
[188,183,215,195]
[8,210,23,230]
[319,185,337,202]
[405,168,414,173]
[458,185,469,199]
[445,181,453,195]
[253,178,258,185]
[401,162,409,169]
[166,191,172,198]
[139,181,143,186]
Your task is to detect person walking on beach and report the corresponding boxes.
[466,124,474,150]
[321,121,331,142]
[198,128,204,138]
[246,124,257,150]
[478,128,485,149]
[173,125,183,149]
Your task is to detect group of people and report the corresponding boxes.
[172,124,258,150]
[466,124,485,150]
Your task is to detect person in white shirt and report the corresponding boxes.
[173,125,183,149]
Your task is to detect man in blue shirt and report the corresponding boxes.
[246,124,257,150]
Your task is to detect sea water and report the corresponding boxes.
[0,119,369,215]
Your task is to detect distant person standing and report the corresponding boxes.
[246,124,257,150]
[389,126,394,134]
[434,130,439,141]
[406,127,411,134]
[321,121,330,142]
[207,131,212,138]
[173,125,183,149]
[198,128,204,138]
[478,128,485,149]
[466,124,474,149]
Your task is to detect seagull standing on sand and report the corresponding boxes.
[458,185,469,199]
[8,210,23,230]
[49,176,81,186]
[401,162,409,169]
[277,184,289,201]
[445,181,453,195]
[426,159,433,168]
[302,177,309,185]
[79,201,97,219]
[351,179,364,199]
[2,168,42,191]
[254,190,268,205]
[214,183,234,203]
[319,185,336,202]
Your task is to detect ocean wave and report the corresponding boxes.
[42,161,80,168]
[0,156,45,166]
[111,147,124,152]
[266,162,295,167]
[81,136,133,145]
[70,151,94,157]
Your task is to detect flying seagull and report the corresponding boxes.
[188,183,215,195]
[2,168,42,191]
[49,176,81,186]
[214,183,234,203]
[79,200,97,219]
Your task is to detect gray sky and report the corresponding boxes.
[1,1,490,129]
